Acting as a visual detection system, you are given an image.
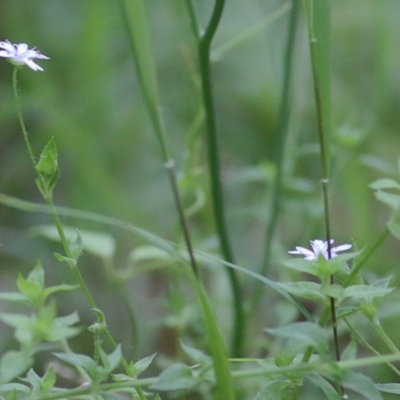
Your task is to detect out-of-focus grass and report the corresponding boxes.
[1,0,400,392]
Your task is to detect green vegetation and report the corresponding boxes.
[1,1,400,398]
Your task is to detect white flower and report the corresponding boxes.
[0,40,49,71]
[288,239,352,261]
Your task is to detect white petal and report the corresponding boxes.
[0,41,15,52]
[16,43,28,55]
[332,244,352,253]
[24,59,43,71]
[288,247,314,256]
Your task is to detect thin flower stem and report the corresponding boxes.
[12,67,36,167]
[195,0,244,358]
[304,2,343,395]
[369,318,400,355]
[11,71,135,376]
[252,0,299,308]
[345,227,390,285]
[344,318,400,377]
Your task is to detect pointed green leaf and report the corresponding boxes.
[374,190,400,210]
[180,341,211,365]
[376,383,400,394]
[54,352,97,371]
[307,374,341,400]
[341,371,383,400]
[266,322,329,357]
[0,351,33,384]
[343,285,393,300]
[0,383,29,395]
[35,137,59,195]
[149,364,198,391]
[132,353,156,377]
[253,380,294,400]
[278,282,325,302]
[369,178,400,190]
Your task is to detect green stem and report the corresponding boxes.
[345,227,390,285]
[195,0,244,358]
[369,318,400,355]
[252,0,299,309]
[12,69,134,376]
[12,67,36,167]
[344,318,400,377]
[304,3,344,396]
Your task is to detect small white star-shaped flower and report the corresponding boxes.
[289,239,352,261]
[0,40,49,71]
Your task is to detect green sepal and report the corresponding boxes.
[35,137,60,196]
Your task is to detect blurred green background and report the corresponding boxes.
[1,0,400,395]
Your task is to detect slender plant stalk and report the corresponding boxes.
[345,227,390,285]
[187,0,244,358]
[303,1,344,395]
[344,318,400,377]
[117,2,236,395]
[251,0,299,310]
[11,67,138,376]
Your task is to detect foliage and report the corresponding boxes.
[0,1,400,399]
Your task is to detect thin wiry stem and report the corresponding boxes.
[11,66,135,375]
[193,0,244,357]
[251,0,299,310]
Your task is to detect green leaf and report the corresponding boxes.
[69,229,83,260]
[149,364,198,391]
[278,282,325,303]
[388,218,400,241]
[376,383,400,394]
[307,374,341,400]
[46,312,81,341]
[100,345,122,374]
[0,351,33,384]
[35,137,59,195]
[253,380,294,400]
[341,339,358,362]
[54,352,97,371]
[34,225,116,259]
[132,353,156,377]
[374,190,400,210]
[20,368,55,395]
[27,262,45,288]
[369,178,400,190]
[192,276,235,400]
[343,285,393,300]
[0,292,31,306]
[41,284,79,302]
[180,341,211,365]
[266,322,329,357]
[40,366,56,393]
[284,259,319,276]
[336,306,359,319]
[0,383,29,395]
[321,284,344,299]
[341,371,383,400]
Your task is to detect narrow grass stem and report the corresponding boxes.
[12,67,36,167]
[165,160,198,276]
[185,0,201,40]
[196,0,244,358]
[12,71,134,376]
[345,318,400,377]
[345,227,390,285]
[369,318,400,355]
[304,2,344,394]
[252,0,299,309]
